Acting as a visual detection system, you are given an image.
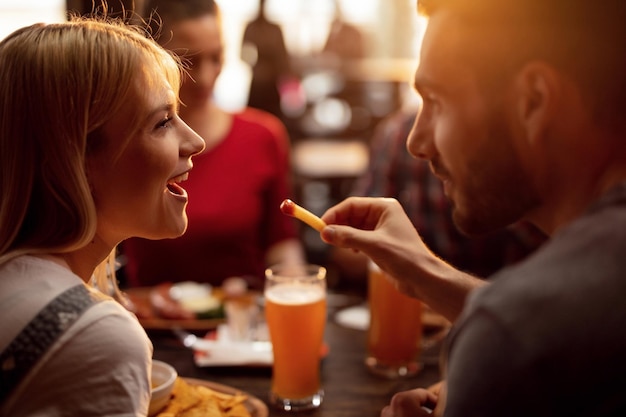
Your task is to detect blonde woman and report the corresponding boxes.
[123,0,305,289]
[0,18,204,415]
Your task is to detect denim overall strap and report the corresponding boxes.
[0,284,95,403]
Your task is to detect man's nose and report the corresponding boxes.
[406,110,435,160]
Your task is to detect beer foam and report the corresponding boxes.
[265,284,325,305]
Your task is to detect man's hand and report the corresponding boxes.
[380,381,446,417]
[381,388,439,417]
[320,197,484,321]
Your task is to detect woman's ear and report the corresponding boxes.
[514,62,560,144]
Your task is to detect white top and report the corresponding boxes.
[0,256,153,416]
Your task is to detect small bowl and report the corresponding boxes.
[148,360,178,416]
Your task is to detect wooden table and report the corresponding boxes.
[150,293,443,417]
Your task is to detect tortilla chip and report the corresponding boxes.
[225,403,250,417]
[156,378,251,417]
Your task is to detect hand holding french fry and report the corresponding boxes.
[280,199,327,232]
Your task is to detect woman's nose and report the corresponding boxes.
[181,122,205,157]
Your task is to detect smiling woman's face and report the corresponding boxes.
[86,64,205,246]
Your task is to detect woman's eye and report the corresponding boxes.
[156,116,173,129]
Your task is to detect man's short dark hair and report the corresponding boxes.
[417,0,626,134]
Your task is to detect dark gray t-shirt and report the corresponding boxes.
[443,183,626,417]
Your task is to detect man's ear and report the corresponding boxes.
[513,62,560,144]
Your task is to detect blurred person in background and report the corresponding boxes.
[320,0,626,415]
[122,0,305,290]
[329,107,546,292]
[0,17,204,415]
[241,0,293,120]
[66,0,145,21]
[314,0,371,139]
[322,0,365,61]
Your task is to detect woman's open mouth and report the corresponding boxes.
[167,172,189,197]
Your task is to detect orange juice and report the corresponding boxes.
[265,284,326,399]
[367,262,423,377]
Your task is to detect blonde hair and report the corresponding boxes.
[0,18,181,294]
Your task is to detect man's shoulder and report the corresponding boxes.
[464,211,626,347]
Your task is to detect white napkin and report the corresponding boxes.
[193,324,273,367]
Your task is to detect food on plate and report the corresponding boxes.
[156,378,251,417]
[279,199,326,232]
[124,279,263,324]
[146,282,225,320]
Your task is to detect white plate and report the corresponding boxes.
[334,304,370,331]
[334,304,451,332]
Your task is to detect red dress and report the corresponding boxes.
[122,108,298,289]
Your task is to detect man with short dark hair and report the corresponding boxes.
[319,1,626,415]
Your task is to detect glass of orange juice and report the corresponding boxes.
[366,260,423,378]
[264,264,327,411]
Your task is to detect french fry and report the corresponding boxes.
[279,199,327,232]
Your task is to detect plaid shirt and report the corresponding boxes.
[353,109,546,277]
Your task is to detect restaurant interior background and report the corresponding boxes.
[0,0,427,282]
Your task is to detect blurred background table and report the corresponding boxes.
[149,291,442,417]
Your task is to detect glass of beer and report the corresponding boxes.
[264,264,327,411]
[366,260,423,378]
